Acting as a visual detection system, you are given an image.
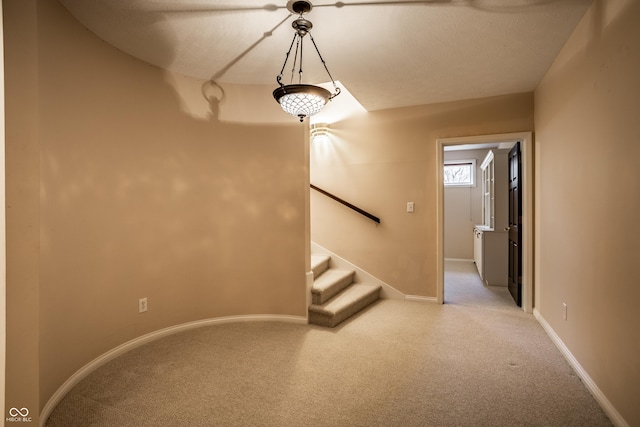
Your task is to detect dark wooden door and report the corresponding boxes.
[508,142,522,306]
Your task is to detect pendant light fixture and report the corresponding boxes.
[273,0,341,122]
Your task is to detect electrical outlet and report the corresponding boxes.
[562,302,567,320]
[139,297,148,313]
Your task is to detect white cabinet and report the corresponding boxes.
[473,226,508,286]
[473,227,484,278]
[480,149,509,231]
[474,149,509,287]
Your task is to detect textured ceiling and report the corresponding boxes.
[57,0,592,111]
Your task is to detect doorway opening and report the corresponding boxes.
[436,132,533,313]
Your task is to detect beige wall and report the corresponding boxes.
[311,94,533,297]
[1,0,8,422]
[534,0,640,425]
[4,0,308,422]
[4,0,41,422]
[443,149,489,260]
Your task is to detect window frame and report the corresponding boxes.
[443,159,476,187]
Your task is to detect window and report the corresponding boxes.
[444,159,476,187]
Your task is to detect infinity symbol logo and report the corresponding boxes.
[9,407,29,417]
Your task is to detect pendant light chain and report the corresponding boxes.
[291,37,301,84]
[277,33,298,87]
[276,21,339,94]
[298,36,304,84]
[308,33,340,98]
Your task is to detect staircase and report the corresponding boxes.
[308,254,381,328]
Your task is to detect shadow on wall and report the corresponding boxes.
[465,0,589,13]
[59,0,298,124]
[5,1,308,425]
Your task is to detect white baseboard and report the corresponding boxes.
[533,309,628,427]
[311,242,439,303]
[404,295,438,303]
[444,258,474,263]
[39,314,307,427]
[311,242,405,300]
[305,270,314,320]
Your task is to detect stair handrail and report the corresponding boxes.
[310,184,381,224]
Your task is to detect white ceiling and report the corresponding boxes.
[57,0,592,112]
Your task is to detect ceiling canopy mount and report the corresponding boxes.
[287,0,313,15]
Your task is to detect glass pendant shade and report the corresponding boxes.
[273,84,331,122]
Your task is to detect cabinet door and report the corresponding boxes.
[482,157,494,228]
[482,231,508,286]
[474,229,483,278]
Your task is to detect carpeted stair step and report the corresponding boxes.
[309,284,381,328]
[311,268,355,305]
[311,254,331,279]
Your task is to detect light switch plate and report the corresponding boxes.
[407,202,415,213]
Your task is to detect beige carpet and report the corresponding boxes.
[444,259,518,311]
[46,263,612,426]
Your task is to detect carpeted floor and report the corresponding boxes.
[45,261,612,426]
[444,259,517,311]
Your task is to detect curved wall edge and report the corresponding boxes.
[39,314,307,427]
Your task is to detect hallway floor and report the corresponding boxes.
[444,259,517,311]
